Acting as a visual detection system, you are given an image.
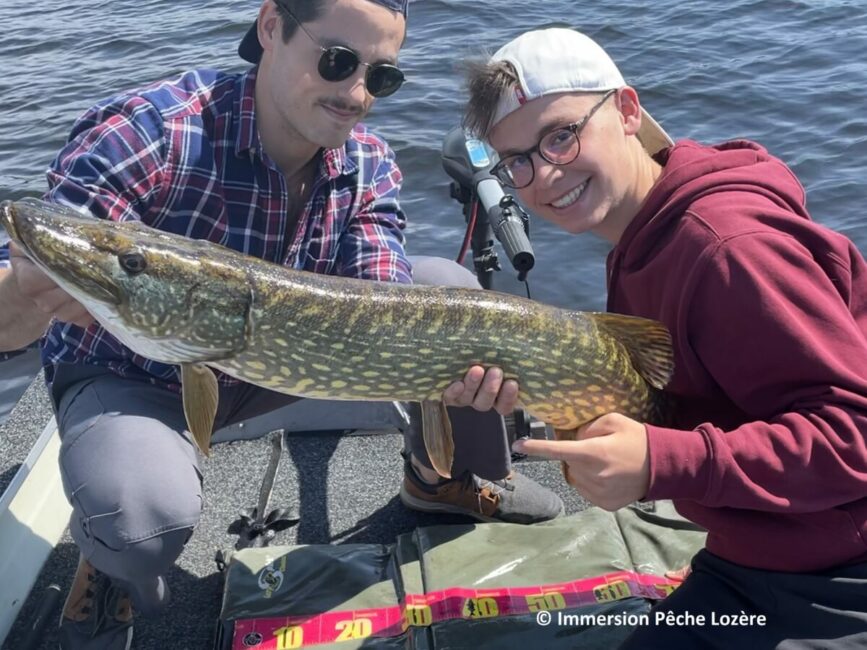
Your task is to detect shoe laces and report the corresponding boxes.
[472,474,515,513]
[82,571,132,637]
[475,474,514,498]
[67,567,99,620]
[102,580,132,624]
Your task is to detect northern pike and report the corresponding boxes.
[1,198,673,476]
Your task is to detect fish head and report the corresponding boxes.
[2,198,251,363]
[3,198,120,305]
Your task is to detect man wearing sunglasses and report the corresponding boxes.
[0,2,564,647]
[457,26,867,649]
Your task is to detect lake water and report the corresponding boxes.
[1,0,865,309]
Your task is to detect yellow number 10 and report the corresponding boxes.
[275,625,303,650]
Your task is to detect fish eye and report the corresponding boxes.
[118,251,147,275]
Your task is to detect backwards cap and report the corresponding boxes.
[238,0,409,64]
[490,27,672,155]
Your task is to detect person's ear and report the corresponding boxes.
[258,0,282,58]
[616,87,643,137]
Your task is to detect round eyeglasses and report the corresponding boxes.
[489,89,616,189]
[278,2,405,98]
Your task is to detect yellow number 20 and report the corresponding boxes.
[335,618,373,641]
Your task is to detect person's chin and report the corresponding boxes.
[539,203,595,234]
[306,121,353,149]
[321,129,353,149]
[320,119,360,147]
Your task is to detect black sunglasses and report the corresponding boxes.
[277,2,405,98]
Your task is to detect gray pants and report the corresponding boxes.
[51,256,510,613]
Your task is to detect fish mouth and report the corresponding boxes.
[0,201,20,243]
[2,199,121,307]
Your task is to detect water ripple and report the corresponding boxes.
[1,0,865,308]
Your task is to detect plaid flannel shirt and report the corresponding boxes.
[1,68,412,388]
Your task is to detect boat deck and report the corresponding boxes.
[1,377,591,649]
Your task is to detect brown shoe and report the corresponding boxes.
[399,456,564,524]
[59,554,133,649]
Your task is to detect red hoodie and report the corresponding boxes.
[608,139,867,572]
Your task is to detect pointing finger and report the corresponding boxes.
[511,438,578,461]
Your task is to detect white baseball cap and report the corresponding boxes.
[490,28,673,155]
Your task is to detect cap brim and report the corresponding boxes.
[637,108,673,156]
[238,20,262,63]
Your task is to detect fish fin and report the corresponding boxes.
[553,427,579,442]
[421,400,454,479]
[589,312,674,390]
[181,363,219,457]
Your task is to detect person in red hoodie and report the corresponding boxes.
[453,26,867,648]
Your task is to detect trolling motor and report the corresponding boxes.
[441,127,535,289]
[441,129,548,447]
